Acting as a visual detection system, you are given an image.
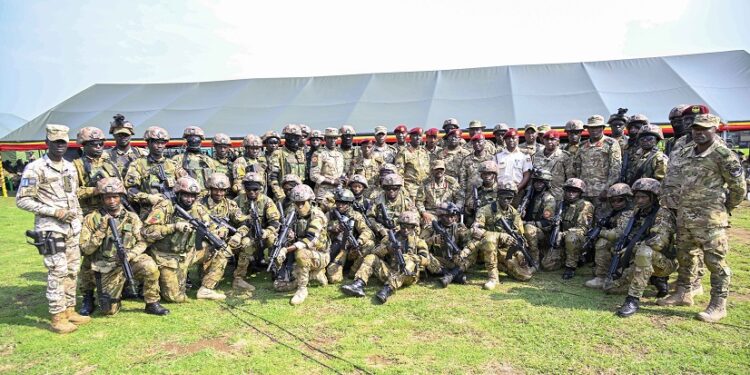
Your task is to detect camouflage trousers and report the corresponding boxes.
[313,183,339,201]
[603,243,677,298]
[675,226,730,298]
[425,253,463,274]
[523,223,551,268]
[403,180,421,202]
[43,232,81,314]
[78,255,96,294]
[151,247,231,302]
[467,231,533,282]
[292,248,330,289]
[354,253,420,289]
[326,241,374,284]
[593,237,616,277]
[234,235,275,280]
[541,229,586,271]
[97,254,161,315]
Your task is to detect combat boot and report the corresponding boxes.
[65,307,92,325]
[121,280,139,300]
[454,271,467,284]
[657,286,693,306]
[185,278,195,290]
[483,278,499,290]
[375,285,394,304]
[650,276,669,298]
[584,276,605,289]
[562,267,576,280]
[50,312,77,334]
[290,287,308,305]
[312,269,328,287]
[341,278,366,297]
[232,277,256,291]
[691,279,704,297]
[79,291,95,316]
[439,268,460,288]
[145,302,170,316]
[196,286,226,300]
[696,296,727,323]
[616,295,640,318]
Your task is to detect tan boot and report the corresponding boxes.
[65,307,91,325]
[196,286,226,300]
[584,276,606,289]
[696,296,727,323]
[51,312,77,334]
[232,278,256,291]
[657,286,694,306]
[312,269,328,287]
[691,280,704,297]
[290,287,308,305]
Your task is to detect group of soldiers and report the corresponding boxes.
[16,105,747,334]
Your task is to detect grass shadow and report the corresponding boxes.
[18,271,46,282]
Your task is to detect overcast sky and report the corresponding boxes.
[1,0,748,121]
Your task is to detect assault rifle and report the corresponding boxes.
[606,206,659,283]
[108,217,138,297]
[472,186,480,218]
[247,203,264,240]
[377,202,395,230]
[155,163,177,202]
[548,201,565,249]
[497,216,537,269]
[267,210,297,273]
[386,228,410,275]
[174,205,227,252]
[210,215,238,236]
[431,220,460,259]
[579,211,615,263]
[331,209,360,259]
[517,184,534,220]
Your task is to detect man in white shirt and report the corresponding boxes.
[494,128,532,200]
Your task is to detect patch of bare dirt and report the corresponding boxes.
[468,361,522,375]
[161,336,236,356]
[74,365,97,375]
[729,227,750,246]
[0,343,14,356]
[365,354,398,367]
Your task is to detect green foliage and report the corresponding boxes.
[1,198,749,374]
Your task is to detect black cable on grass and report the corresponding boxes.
[217,302,344,374]
[228,303,374,375]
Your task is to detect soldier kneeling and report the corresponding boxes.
[422,202,471,287]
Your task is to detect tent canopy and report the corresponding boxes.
[0,113,26,139]
[3,50,750,145]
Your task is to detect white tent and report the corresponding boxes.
[0,113,26,139]
[3,50,750,145]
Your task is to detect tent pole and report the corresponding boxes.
[0,152,7,198]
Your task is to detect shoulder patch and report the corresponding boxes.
[715,146,730,157]
[20,178,37,187]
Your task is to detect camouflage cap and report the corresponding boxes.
[96,177,125,195]
[242,134,262,147]
[493,123,510,133]
[563,178,586,192]
[637,124,664,140]
[607,183,633,197]
[213,133,232,146]
[348,174,369,188]
[309,129,324,139]
[398,211,420,226]
[143,126,170,141]
[436,202,461,216]
[532,169,553,181]
[174,176,201,194]
[290,184,315,202]
[374,126,388,135]
[669,104,690,120]
[207,173,231,189]
[183,126,205,139]
[585,115,606,128]
[242,172,264,185]
[334,188,356,203]
[324,127,340,137]
[565,119,584,131]
[76,126,106,144]
[479,160,498,174]
[524,123,538,132]
[282,124,302,136]
[497,180,518,195]
[47,128,68,150]
[431,159,446,170]
[261,130,281,142]
[632,178,660,195]
[691,114,720,129]
[282,174,302,186]
[468,120,484,129]
[340,125,356,136]
[537,124,551,134]
[629,114,649,125]
[381,174,404,186]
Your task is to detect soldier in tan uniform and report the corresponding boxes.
[395,127,430,201]
[664,104,690,157]
[422,202,472,287]
[79,178,169,316]
[339,125,360,176]
[17,124,91,333]
[626,125,669,185]
[519,124,544,157]
[543,178,594,279]
[573,115,622,216]
[108,114,147,177]
[311,127,346,199]
[438,118,466,148]
[367,174,416,240]
[462,160,499,219]
[325,189,375,284]
[349,137,384,194]
[304,129,323,186]
[416,160,461,224]
[620,114,648,182]
[491,123,509,153]
[231,134,268,196]
[392,124,408,154]
[562,119,584,158]
[533,130,574,201]
[372,126,397,164]
[464,120,496,155]
[211,133,234,189]
[438,129,471,181]
[459,133,495,198]
[607,108,630,158]
[521,169,558,269]
[269,124,307,200]
[172,126,219,191]
[424,128,443,163]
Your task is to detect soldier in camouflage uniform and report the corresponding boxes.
[304,129,324,186]
[422,202,472,287]
[347,175,373,226]
[519,124,544,157]
[536,124,551,143]
[367,174,416,240]
[438,118,466,148]
[232,134,268,196]
[172,126,219,191]
[310,127,346,199]
[349,137,384,194]
[340,211,429,303]
[262,130,281,158]
[325,189,375,284]
[142,176,231,302]
[17,124,90,334]
[271,184,330,305]
[521,169,557,269]
[269,124,307,200]
[438,129,471,181]
[620,114,648,182]
[601,179,678,317]
[626,124,669,185]
[664,104,690,157]
[424,128,443,163]
[365,163,400,200]
[280,174,302,213]
[211,133,234,193]
[658,114,746,323]
[462,160,499,220]
[124,126,183,219]
[462,181,533,289]
[533,130,573,201]
[373,126,397,164]
[392,124,408,154]
[582,183,635,289]
[73,127,125,315]
[79,178,169,316]
[543,178,594,279]
[562,119,584,158]
[607,109,630,157]
[339,125,360,176]
[491,123,509,153]
[459,133,495,198]
[395,127,430,201]
[573,115,622,216]
[416,159,461,225]
[234,172,281,288]
[464,120,496,155]
[108,114,147,177]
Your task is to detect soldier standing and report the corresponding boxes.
[424,128,443,163]
[231,134,268,196]
[459,133,495,198]
[108,114,147,177]
[573,115,621,216]
[16,124,91,333]
[325,189,375,284]
[626,125,669,185]
[438,129,471,181]
[372,126,397,164]
[339,125,360,176]
[607,108,630,157]
[664,104,690,157]
[464,120,496,155]
[349,137,384,193]
[395,127,430,201]
[543,178,594,279]
[211,134,234,189]
[533,130,574,201]
[438,118,465,148]
[269,124,307,200]
[658,114,746,323]
[519,124,543,157]
[392,124,408,154]
[562,119,584,158]
[416,160,461,224]
[310,128,346,199]
[620,114,648,182]
[304,129,324,186]
[79,178,169,316]
[172,126,218,191]
[491,123,509,153]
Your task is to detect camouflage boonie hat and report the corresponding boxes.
[213,133,232,146]
[565,119,584,131]
[143,126,170,141]
[607,183,633,197]
[282,174,302,186]
[632,178,660,195]
[324,127,340,137]
[585,115,606,128]
[290,184,315,202]
[309,129,324,139]
[637,124,664,140]
[563,178,586,192]
[174,176,201,194]
[691,114,720,129]
[348,174,369,188]
[334,188,356,202]
[282,124,302,136]
[436,202,461,216]
[431,159,446,170]
[382,174,404,186]
[497,180,517,196]
[479,160,498,174]
[468,120,484,129]
[629,114,649,125]
[242,134,262,147]
[109,114,135,135]
[242,172,264,185]
[261,131,281,142]
[398,211,420,226]
[669,104,690,120]
[493,123,510,133]
[76,126,106,144]
[96,177,125,195]
[207,173,231,189]
[340,125,356,136]
[183,126,205,139]
[532,169,553,181]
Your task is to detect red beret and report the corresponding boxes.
[358,137,375,145]
[409,127,423,135]
[447,129,462,137]
[543,130,560,139]
[425,128,439,136]
[394,125,407,133]
[503,128,519,139]
[471,133,485,141]
[682,105,710,116]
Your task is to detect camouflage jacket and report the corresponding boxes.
[532,147,574,200]
[560,198,594,233]
[327,207,374,246]
[459,150,494,191]
[416,175,461,214]
[202,196,249,238]
[73,154,120,215]
[367,192,416,237]
[124,155,182,206]
[373,143,398,165]
[395,145,430,184]
[524,189,557,227]
[371,231,429,268]
[234,193,282,233]
[349,155,385,195]
[80,208,147,273]
[108,146,147,177]
[290,206,329,253]
[232,154,268,194]
[142,200,220,255]
[340,146,361,176]
[310,147,346,185]
[438,146,472,181]
[474,202,524,236]
[626,148,668,185]
[573,136,622,197]
[421,222,470,260]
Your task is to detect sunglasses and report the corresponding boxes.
[87,141,105,147]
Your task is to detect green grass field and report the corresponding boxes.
[1,197,749,374]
